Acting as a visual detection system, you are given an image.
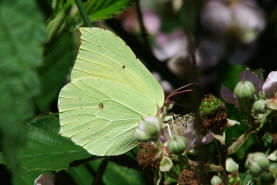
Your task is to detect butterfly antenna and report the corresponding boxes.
[166,83,198,100]
[166,89,194,100]
[168,83,198,96]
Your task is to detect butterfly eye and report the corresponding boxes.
[122,65,126,69]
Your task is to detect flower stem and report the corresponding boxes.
[74,0,92,27]
[92,158,109,185]
[215,142,228,185]
[136,0,151,51]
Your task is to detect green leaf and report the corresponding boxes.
[86,0,134,21]
[0,0,47,171]
[217,62,244,90]
[239,172,254,185]
[89,160,145,185]
[262,132,273,148]
[12,169,47,185]
[234,134,257,160]
[0,115,91,171]
[36,33,75,111]
[67,165,94,185]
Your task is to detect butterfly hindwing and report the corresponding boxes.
[58,78,158,155]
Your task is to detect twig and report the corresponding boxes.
[92,158,109,185]
[74,0,92,27]
[110,155,141,171]
[136,0,151,52]
[69,156,103,167]
[204,163,225,172]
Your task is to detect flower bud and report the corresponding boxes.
[211,175,222,185]
[269,163,277,178]
[167,135,187,154]
[245,152,270,177]
[261,172,274,183]
[234,80,256,100]
[159,156,173,172]
[135,116,162,142]
[226,158,239,173]
[253,99,267,113]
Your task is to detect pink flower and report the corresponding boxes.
[122,10,160,35]
[262,71,277,98]
[153,29,188,60]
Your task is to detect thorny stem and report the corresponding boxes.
[74,0,92,27]
[92,158,109,185]
[215,142,228,185]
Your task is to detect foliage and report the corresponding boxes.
[86,0,135,21]
[1,0,277,184]
[0,0,47,172]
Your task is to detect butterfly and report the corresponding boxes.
[58,27,165,156]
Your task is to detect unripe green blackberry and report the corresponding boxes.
[199,94,227,134]
[269,163,277,178]
[199,94,225,116]
[167,135,187,155]
[245,152,270,177]
[261,172,274,183]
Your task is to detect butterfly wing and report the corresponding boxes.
[58,27,165,156]
[72,27,164,107]
[58,78,158,156]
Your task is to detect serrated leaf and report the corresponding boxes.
[0,115,91,171]
[86,0,134,21]
[0,0,47,171]
[36,33,75,111]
